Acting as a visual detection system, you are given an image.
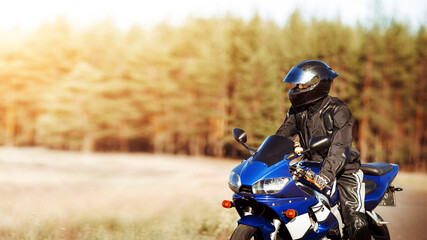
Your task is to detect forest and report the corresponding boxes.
[0,11,425,170]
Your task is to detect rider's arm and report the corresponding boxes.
[275,108,298,139]
[318,105,354,188]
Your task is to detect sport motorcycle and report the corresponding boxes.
[223,128,402,240]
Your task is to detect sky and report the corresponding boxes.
[0,0,426,31]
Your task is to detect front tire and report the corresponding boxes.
[230,224,263,240]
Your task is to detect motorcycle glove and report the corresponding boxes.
[314,173,330,190]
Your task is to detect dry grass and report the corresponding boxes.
[0,147,239,240]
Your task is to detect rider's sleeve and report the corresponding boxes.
[319,105,354,185]
[275,108,298,139]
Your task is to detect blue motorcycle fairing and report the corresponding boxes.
[317,212,339,234]
[238,159,289,186]
[237,215,275,239]
[233,193,318,224]
[232,166,341,238]
[233,157,313,199]
[364,164,399,210]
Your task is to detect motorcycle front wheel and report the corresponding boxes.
[229,224,263,240]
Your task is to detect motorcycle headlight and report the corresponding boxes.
[228,171,241,192]
[252,177,290,194]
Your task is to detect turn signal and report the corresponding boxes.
[222,200,233,208]
[285,209,297,218]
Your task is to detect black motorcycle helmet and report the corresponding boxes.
[283,60,339,107]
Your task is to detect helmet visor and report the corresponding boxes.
[283,67,317,85]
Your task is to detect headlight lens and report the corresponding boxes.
[252,177,290,194]
[228,171,241,192]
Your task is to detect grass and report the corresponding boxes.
[0,147,239,240]
[0,202,237,240]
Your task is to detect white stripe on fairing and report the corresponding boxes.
[285,213,311,240]
[311,202,331,222]
[353,171,363,212]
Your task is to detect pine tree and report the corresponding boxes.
[414,26,427,170]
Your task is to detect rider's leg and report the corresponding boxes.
[337,169,371,240]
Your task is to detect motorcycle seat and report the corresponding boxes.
[361,162,393,176]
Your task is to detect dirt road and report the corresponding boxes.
[375,187,427,240]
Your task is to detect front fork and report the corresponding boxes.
[225,197,283,240]
[237,215,281,240]
[241,204,281,240]
[237,215,276,239]
[270,219,281,240]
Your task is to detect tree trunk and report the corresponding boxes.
[119,138,129,152]
[83,133,95,152]
[414,57,425,170]
[359,53,373,162]
[5,102,15,146]
[208,115,225,157]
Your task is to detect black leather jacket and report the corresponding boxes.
[276,96,360,185]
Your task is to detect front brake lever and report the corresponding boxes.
[303,169,324,191]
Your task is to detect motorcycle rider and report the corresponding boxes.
[275,60,371,239]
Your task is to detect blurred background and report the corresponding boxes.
[0,0,426,239]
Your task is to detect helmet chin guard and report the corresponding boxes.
[288,81,332,107]
[283,60,338,107]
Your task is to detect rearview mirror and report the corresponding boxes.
[232,128,247,143]
[309,136,331,152]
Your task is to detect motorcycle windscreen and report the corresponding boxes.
[252,135,294,167]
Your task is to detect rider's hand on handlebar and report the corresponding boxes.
[313,174,330,191]
[292,166,329,191]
